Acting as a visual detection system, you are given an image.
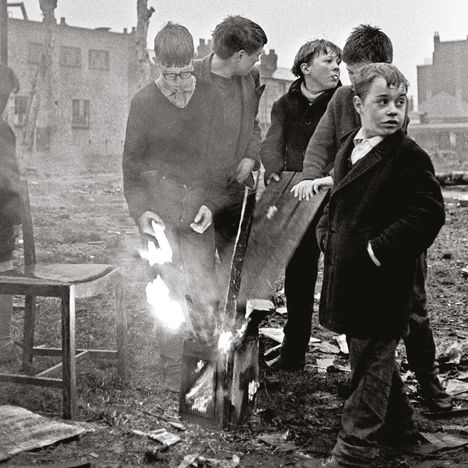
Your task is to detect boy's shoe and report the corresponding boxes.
[266,354,305,372]
[418,375,453,412]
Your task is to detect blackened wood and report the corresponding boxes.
[238,173,329,310]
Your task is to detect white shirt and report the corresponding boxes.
[350,128,384,267]
[350,128,384,166]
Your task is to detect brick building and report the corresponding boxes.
[417,32,468,123]
[413,32,468,152]
[6,17,137,157]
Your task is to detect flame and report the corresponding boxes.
[139,221,173,266]
[185,362,215,413]
[146,276,185,330]
[217,322,249,354]
[218,330,234,353]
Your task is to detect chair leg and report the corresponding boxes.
[22,295,36,374]
[115,275,128,383]
[61,286,76,419]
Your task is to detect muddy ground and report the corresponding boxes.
[0,151,467,467]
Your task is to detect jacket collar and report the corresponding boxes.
[333,129,405,196]
[288,78,342,103]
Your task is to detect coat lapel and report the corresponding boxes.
[333,130,404,196]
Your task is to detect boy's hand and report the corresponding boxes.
[312,176,334,193]
[265,172,280,186]
[291,177,333,200]
[235,158,256,184]
[291,180,315,200]
[190,205,212,234]
[138,210,164,239]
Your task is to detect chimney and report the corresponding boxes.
[259,49,278,77]
[60,17,67,25]
[434,31,440,46]
[123,27,128,34]
[196,38,212,59]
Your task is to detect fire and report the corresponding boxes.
[140,222,185,331]
[218,330,234,353]
[217,322,249,354]
[145,277,185,331]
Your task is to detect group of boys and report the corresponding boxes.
[0,13,451,468]
[121,16,450,467]
[262,25,449,467]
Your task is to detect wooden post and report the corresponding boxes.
[61,285,76,419]
[115,272,128,383]
[0,0,7,64]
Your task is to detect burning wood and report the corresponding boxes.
[179,188,262,428]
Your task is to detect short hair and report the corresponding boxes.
[153,22,194,67]
[342,24,393,65]
[212,16,267,59]
[353,63,408,101]
[0,63,19,97]
[291,39,342,77]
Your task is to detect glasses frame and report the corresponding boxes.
[162,70,194,81]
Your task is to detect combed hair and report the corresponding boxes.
[353,63,408,101]
[342,24,393,65]
[212,15,267,59]
[154,22,194,67]
[291,39,342,77]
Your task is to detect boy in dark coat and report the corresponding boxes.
[314,63,445,467]
[292,24,452,412]
[123,23,222,391]
[0,64,21,364]
[260,39,341,370]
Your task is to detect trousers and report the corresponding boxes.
[332,337,413,466]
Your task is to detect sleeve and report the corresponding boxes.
[242,67,264,167]
[261,100,286,181]
[370,146,445,264]
[122,97,152,223]
[301,94,339,180]
[315,200,330,252]
[0,125,21,226]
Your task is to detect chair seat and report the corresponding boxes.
[0,263,120,298]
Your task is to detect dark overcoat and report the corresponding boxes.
[316,129,445,339]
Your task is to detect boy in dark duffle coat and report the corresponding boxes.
[313,63,445,467]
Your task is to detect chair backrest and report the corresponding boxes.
[20,179,36,266]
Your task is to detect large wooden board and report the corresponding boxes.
[237,173,329,310]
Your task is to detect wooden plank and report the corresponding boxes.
[61,286,76,419]
[37,350,89,378]
[32,347,118,359]
[0,373,62,388]
[237,173,329,310]
[21,295,36,373]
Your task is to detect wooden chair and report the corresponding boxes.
[0,180,128,419]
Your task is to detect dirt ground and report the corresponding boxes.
[0,150,467,467]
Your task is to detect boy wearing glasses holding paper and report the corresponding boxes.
[123,23,223,391]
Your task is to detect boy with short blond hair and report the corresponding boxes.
[314,63,445,467]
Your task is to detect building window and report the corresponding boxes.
[60,46,81,67]
[72,99,89,128]
[36,127,51,152]
[28,42,42,64]
[279,82,287,94]
[14,96,28,126]
[89,49,109,70]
